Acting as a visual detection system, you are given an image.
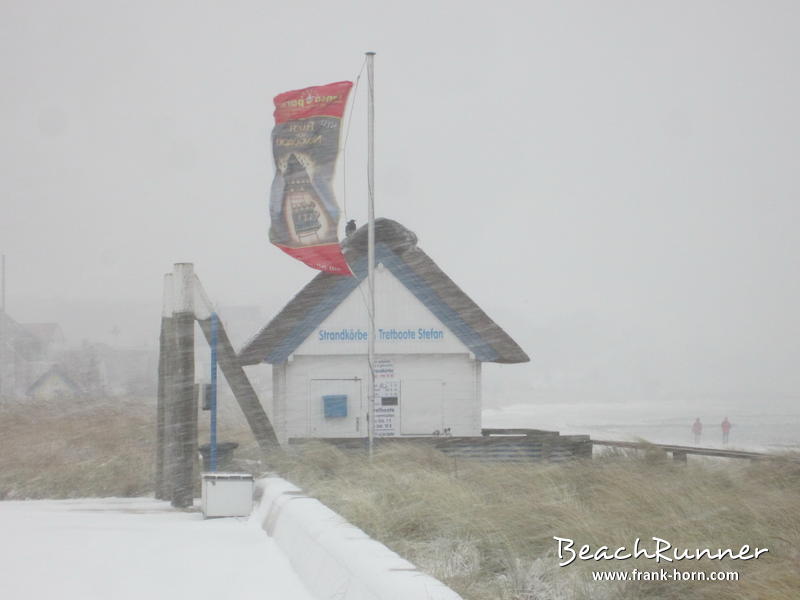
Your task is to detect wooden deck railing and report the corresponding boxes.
[288,430,797,464]
[590,438,795,462]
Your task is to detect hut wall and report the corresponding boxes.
[272,353,479,444]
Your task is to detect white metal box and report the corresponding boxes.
[201,472,254,518]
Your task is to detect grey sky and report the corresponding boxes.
[1,1,798,403]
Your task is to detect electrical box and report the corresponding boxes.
[196,383,212,411]
[201,473,254,518]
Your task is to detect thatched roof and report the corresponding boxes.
[239,219,529,365]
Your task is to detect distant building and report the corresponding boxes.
[0,311,64,400]
[58,341,156,398]
[1,310,155,401]
[27,366,81,401]
[239,219,529,445]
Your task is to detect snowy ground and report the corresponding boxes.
[0,498,314,600]
[483,401,800,452]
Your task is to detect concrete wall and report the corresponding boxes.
[253,476,464,600]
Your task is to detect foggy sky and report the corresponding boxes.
[1,1,798,404]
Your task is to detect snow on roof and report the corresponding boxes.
[239,218,530,365]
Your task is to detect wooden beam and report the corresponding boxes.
[195,316,280,452]
[192,275,280,453]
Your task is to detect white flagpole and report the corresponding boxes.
[366,51,376,458]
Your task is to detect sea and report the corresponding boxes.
[482,400,800,453]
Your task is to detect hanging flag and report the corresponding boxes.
[269,81,353,275]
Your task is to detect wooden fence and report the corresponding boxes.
[289,429,592,463]
[289,429,796,464]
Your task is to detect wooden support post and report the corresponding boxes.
[540,434,553,463]
[193,276,280,452]
[162,287,180,504]
[155,274,173,500]
[170,263,196,508]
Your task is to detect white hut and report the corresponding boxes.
[239,219,529,445]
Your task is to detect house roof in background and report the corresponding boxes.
[1,313,63,344]
[238,219,530,366]
[26,365,81,395]
[0,311,30,339]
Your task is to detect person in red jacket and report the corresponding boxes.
[721,417,732,444]
[692,418,703,444]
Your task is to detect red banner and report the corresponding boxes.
[268,82,353,276]
[273,81,352,124]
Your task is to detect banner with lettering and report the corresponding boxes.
[269,81,353,275]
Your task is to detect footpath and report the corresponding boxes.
[0,497,314,600]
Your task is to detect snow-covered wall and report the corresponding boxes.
[253,476,463,600]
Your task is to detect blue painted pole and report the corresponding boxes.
[210,312,218,471]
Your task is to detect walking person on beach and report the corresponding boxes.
[692,418,703,445]
[721,417,732,445]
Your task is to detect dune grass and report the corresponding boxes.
[0,399,154,500]
[272,442,800,600]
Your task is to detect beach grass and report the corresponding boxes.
[271,441,800,600]
[0,399,154,500]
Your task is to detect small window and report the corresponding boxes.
[323,395,348,418]
[381,396,398,406]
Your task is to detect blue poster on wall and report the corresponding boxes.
[323,395,348,418]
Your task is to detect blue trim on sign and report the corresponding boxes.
[265,243,499,363]
[266,272,361,363]
[376,247,500,362]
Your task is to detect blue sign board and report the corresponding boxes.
[323,394,348,418]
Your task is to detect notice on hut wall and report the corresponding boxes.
[374,358,394,379]
[374,380,399,437]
